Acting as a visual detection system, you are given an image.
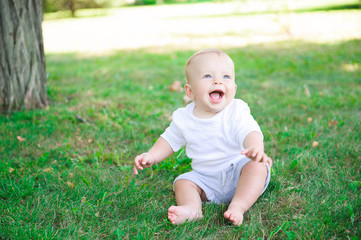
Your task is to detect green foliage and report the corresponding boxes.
[42,0,211,13]
[42,0,118,15]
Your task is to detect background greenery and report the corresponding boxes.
[1,1,361,239]
[42,0,211,14]
[42,0,361,16]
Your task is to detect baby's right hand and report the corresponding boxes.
[133,153,155,175]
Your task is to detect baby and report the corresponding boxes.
[133,49,272,226]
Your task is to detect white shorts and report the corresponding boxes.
[173,158,271,204]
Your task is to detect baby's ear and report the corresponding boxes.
[184,84,194,99]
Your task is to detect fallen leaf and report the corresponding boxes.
[9,168,15,173]
[169,81,183,92]
[328,120,338,128]
[67,181,75,189]
[81,197,86,203]
[86,90,93,96]
[312,141,319,148]
[307,117,312,123]
[68,172,74,179]
[43,167,53,173]
[304,84,311,97]
[88,138,94,143]
[17,136,26,142]
[95,212,99,217]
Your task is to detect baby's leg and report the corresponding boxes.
[168,179,204,225]
[224,161,268,226]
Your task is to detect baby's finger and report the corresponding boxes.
[134,155,145,169]
[255,152,263,162]
[257,153,266,162]
[141,157,150,166]
[267,157,273,168]
[133,166,139,175]
[251,150,258,158]
[241,149,250,156]
[261,155,272,166]
[243,148,255,157]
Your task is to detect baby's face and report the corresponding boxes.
[185,52,237,118]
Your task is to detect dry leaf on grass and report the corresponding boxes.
[312,141,319,148]
[169,81,183,92]
[304,84,311,97]
[328,120,338,127]
[43,167,53,173]
[17,136,26,142]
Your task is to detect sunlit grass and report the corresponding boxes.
[1,1,360,239]
[1,39,360,238]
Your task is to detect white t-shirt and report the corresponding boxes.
[161,99,263,173]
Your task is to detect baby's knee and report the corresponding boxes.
[243,161,268,176]
[174,179,203,194]
[175,179,196,189]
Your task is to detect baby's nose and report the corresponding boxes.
[213,77,223,84]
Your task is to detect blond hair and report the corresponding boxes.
[185,49,232,83]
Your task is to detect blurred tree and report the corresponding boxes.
[42,0,112,16]
[0,0,48,114]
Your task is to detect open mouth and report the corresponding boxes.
[209,90,224,102]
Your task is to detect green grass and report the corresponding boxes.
[1,8,361,240]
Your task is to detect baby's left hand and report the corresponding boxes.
[241,147,273,167]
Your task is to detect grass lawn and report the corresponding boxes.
[1,1,361,239]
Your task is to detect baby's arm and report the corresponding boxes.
[133,137,174,175]
[242,131,273,167]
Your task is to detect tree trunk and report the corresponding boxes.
[0,0,47,114]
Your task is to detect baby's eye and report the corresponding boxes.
[204,74,212,79]
[223,75,231,79]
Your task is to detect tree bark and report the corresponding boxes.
[0,0,47,114]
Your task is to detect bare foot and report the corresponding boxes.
[168,206,203,225]
[224,205,245,226]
